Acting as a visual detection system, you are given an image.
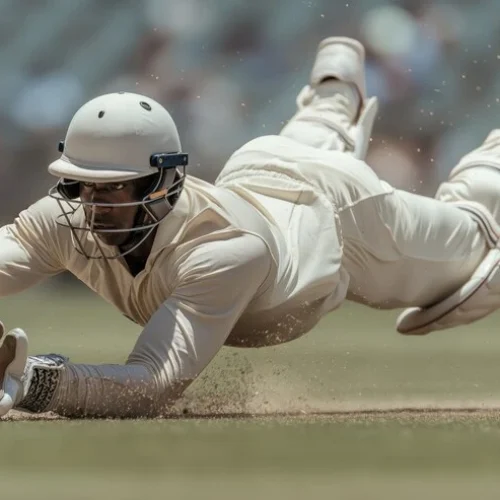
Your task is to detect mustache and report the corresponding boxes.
[84,212,116,228]
[89,218,115,227]
[92,222,116,228]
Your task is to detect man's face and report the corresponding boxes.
[80,181,140,247]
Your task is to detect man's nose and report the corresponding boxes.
[89,191,112,215]
[91,203,112,215]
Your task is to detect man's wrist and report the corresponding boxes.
[17,354,68,413]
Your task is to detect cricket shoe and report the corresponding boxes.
[281,37,378,160]
[0,325,67,417]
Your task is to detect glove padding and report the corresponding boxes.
[0,324,68,417]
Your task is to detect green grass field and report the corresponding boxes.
[2,278,500,499]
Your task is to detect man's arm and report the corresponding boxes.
[12,233,272,418]
[0,197,65,295]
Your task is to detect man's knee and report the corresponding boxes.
[437,166,500,224]
[438,128,500,210]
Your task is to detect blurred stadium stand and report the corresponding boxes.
[1,0,500,223]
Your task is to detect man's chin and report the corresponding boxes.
[94,233,128,247]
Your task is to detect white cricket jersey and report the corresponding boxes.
[0,140,348,416]
[0,175,345,340]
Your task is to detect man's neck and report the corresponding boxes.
[120,228,157,277]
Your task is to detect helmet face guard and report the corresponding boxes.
[48,152,188,260]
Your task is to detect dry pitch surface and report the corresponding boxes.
[5,405,500,422]
[4,405,500,500]
[3,285,500,498]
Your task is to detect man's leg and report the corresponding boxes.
[278,38,500,335]
[396,131,500,334]
[279,37,378,160]
[436,130,500,235]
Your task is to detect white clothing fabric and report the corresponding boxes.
[1,86,500,417]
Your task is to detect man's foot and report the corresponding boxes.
[309,36,367,119]
[281,36,378,160]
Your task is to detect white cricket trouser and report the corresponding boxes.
[280,86,499,309]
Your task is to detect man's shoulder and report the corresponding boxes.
[4,196,65,238]
[21,195,66,222]
[13,195,74,249]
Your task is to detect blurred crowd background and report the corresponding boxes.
[1,0,500,223]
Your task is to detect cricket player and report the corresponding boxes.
[1,37,500,419]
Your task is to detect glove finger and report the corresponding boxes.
[0,329,28,390]
[0,329,29,418]
[0,336,16,389]
[0,381,15,416]
[3,329,28,379]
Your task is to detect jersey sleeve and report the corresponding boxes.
[0,197,66,296]
[131,231,272,384]
[47,233,273,418]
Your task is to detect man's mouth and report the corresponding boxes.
[92,222,116,230]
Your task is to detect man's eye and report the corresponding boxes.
[109,183,126,191]
[81,182,126,191]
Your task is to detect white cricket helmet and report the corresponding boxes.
[48,91,189,259]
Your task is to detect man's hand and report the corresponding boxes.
[0,324,29,416]
[0,324,68,417]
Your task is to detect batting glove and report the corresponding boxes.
[0,323,68,417]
